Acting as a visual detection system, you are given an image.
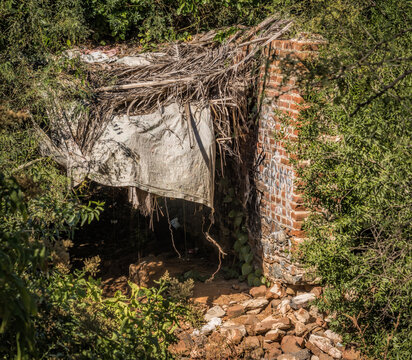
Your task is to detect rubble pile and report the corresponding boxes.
[171,283,361,360]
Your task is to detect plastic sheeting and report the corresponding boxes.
[42,102,215,208]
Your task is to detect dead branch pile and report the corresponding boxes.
[78,17,292,159]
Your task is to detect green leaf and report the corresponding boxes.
[223,195,232,203]
[244,252,253,264]
[238,233,248,244]
[233,240,242,253]
[241,263,253,276]
[247,273,256,287]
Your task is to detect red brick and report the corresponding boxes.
[289,229,306,238]
[291,211,310,221]
[292,220,303,229]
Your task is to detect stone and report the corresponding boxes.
[242,297,269,311]
[221,319,236,327]
[227,304,245,318]
[247,308,263,315]
[232,314,260,326]
[251,347,265,359]
[193,296,209,305]
[245,324,254,335]
[294,321,307,336]
[281,335,303,353]
[220,324,246,344]
[200,317,222,335]
[328,347,342,359]
[306,341,322,357]
[311,357,320,360]
[324,330,342,344]
[291,349,312,360]
[308,334,332,353]
[214,293,249,306]
[278,355,298,360]
[204,305,225,321]
[309,305,321,318]
[173,339,191,355]
[295,308,311,324]
[271,298,282,309]
[311,287,323,298]
[315,317,325,327]
[266,289,276,300]
[269,282,283,298]
[305,322,319,332]
[272,316,292,330]
[278,299,291,314]
[250,285,267,298]
[264,345,282,359]
[342,348,361,360]
[286,287,296,296]
[319,354,334,360]
[309,334,342,359]
[204,331,230,359]
[243,336,261,349]
[253,320,278,335]
[173,333,194,356]
[277,349,311,360]
[295,336,305,347]
[291,293,316,309]
[261,314,278,323]
[262,301,275,315]
[264,328,285,342]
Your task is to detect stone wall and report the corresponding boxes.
[253,38,320,284]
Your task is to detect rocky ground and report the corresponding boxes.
[171,282,361,360]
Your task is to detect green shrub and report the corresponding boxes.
[280,0,412,358]
[0,173,190,359]
[30,271,187,359]
[82,0,280,43]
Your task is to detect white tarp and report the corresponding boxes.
[42,102,215,208]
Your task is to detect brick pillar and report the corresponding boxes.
[254,38,320,284]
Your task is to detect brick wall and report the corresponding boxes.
[253,38,320,284]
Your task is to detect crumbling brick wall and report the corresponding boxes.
[254,38,320,284]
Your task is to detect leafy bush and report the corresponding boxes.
[30,271,187,359]
[81,0,280,43]
[280,0,412,358]
[0,173,190,359]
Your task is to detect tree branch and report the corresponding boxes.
[350,68,412,117]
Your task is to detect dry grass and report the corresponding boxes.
[77,17,293,160]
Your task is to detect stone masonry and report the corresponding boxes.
[254,37,321,284]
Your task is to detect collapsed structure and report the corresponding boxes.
[39,16,322,284]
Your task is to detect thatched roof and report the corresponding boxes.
[78,17,293,159]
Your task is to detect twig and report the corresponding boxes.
[204,232,227,282]
[11,158,47,174]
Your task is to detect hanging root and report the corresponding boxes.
[204,232,227,282]
[164,198,182,258]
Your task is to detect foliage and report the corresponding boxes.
[0,0,89,113]
[82,0,280,43]
[29,272,186,359]
[278,0,412,358]
[0,173,189,359]
[219,177,270,287]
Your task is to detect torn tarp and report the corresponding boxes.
[41,102,215,208]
